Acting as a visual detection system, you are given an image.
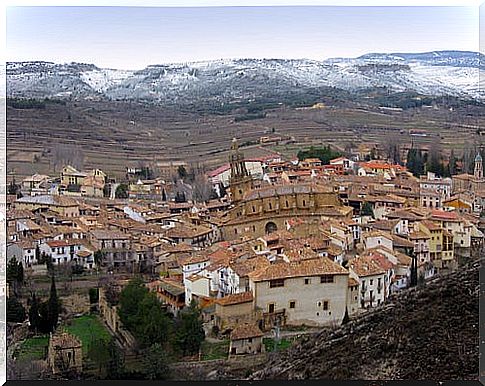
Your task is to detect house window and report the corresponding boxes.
[370,279,373,286]
[317,301,322,307]
[289,301,296,309]
[252,206,256,212]
[269,203,272,210]
[268,303,275,313]
[303,200,306,206]
[320,275,334,283]
[304,278,310,285]
[248,338,252,343]
[323,301,329,310]
[269,279,285,288]
[285,200,289,208]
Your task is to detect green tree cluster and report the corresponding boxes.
[7,297,26,323]
[7,258,24,297]
[115,184,129,199]
[297,145,341,165]
[361,202,374,217]
[117,278,205,373]
[406,148,425,177]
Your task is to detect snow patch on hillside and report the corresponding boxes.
[80,69,134,92]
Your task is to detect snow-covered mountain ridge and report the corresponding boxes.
[6,51,484,105]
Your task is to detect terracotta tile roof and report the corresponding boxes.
[430,209,460,221]
[390,234,414,248]
[248,257,347,282]
[165,223,212,239]
[372,219,400,232]
[408,231,430,240]
[348,256,386,277]
[183,253,211,265]
[420,220,442,231]
[90,229,129,240]
[207,164,231,178]
[230,323,264,341]
[230,255,271,277]
[47,239,82,248]
[215,291,253,306]
[362,251,394,271]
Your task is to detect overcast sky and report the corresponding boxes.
[6,6,479,70]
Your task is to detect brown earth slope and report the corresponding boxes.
[249,261,479,381]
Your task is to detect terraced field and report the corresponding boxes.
[7,100,485,180]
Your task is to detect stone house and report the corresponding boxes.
[48,332,83,375]
[15,195,80,218]
[248,257,350,329]
[229,323,264,356]
[89,229,134,269]
[214,291,256,330]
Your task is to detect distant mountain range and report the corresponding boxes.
[6,50,484,107]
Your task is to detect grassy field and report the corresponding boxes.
[63,315,112,354]
[200,339,229,361]
[16,336,49,361]
[263,337,292,352]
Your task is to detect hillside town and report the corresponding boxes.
[6,138,484,379]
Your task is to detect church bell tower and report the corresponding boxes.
[229,138,253,203]
[474,152,483,180]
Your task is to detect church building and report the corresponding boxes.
[220,139,353,241]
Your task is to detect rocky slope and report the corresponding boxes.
[248,261,479,381]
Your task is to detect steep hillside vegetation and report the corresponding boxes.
[249,261,479,381]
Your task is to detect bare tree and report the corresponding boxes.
[383,135,401,165]
[51,144,85,172]
[192,174,214,203]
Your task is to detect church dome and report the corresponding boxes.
[475,153,483,162]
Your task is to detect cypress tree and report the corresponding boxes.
[47,275,60,332]
[29,293,41,333]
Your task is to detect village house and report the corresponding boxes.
[185,274,211,305]
[408,230,431,264]
[165,222,217,248]
[89,229,134,269]
[215,291,257,330]
[362,230,394,251]
[419,172,452,200]
[15,195,80,218]
[248,257,350,329]
[40,239,93,268]
[348,255,389,309]
[329,157,355,172]
[20,174,53,196]
[229,324,265,356]
[148,278,186,316]
[7,240,37,267]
